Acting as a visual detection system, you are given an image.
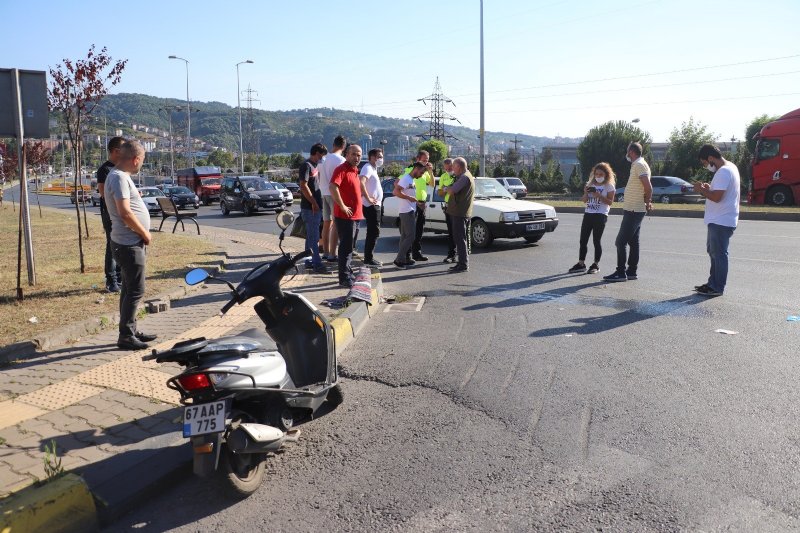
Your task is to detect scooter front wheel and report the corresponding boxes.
[220,444,266,498]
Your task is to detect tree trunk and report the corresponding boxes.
[74,138,85,274]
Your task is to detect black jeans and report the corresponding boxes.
[362,205,380,261]
[444,212,456,257]
[615,211,646,274]
[100,202,121,286]
[411,203,425,256]
[335,218,355,283]
[112,241,146,339]
[578,213,608,263]
[451,215,469,267]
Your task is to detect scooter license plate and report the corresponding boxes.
[183,400,226,437]
[526,222,545,232]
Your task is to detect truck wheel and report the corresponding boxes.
[470,219,493,249]
[767,186,794,206]
[220,201,230,216]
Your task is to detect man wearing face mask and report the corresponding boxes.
[359,148,384,267]
[692,144,740,297]
[604,141,652,282]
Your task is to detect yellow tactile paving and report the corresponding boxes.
[0,400,47,430]
[73,362,181,405]
[15,381,105,411]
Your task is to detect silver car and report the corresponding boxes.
[137,186,166,213]
[272,182,294,206]
[616,176,704,204]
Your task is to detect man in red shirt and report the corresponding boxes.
[330,144,364,288]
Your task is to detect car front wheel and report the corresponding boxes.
[220,201,230,216]
[470,218,493,249]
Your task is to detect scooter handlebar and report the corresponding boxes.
[220,298,237,315]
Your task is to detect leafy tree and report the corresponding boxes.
[289,153,305,169]
[665,117,717,179]
[505,148,520,166]
[417,139,448,164]
[577,120,652,188]
[539,147,554,165]
[382,161,404,177]
[207,149,234,169]
[48,45,126,273]
[568,165,584,192]
[468,159,480,176]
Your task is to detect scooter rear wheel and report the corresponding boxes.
[221,444,266,498]
[326,383,344,407]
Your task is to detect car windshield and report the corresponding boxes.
[241,179,274,191]
[169,187,193,195]
[475,179,513,199]
[201,178,221,186]
[140,189,165,198]
[273,183,287,190]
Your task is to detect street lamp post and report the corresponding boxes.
[479,0,486,177]
[168,55,192,167]
[236,60,254,174]
[159,106,180,178]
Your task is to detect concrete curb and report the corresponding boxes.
[0,473,98,533]
[0,254,227,365]
[554,205,800,221]
[331,271,384,357]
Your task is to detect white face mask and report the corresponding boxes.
[625,155,632,163]
[594,176,605,183]
[376,158,384,168]
[706,163,716,172]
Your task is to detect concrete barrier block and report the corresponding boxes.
[0,473,98,533]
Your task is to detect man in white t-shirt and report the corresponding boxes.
[318,135,346,262]
[359,148,384,267]
[693,144,741,297]
[392,163,426,269]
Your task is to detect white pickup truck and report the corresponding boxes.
[381,177,558,248]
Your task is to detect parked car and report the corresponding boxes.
[70,189,89,204]
[495,176,528,198]
[162,185,200,209]
[272,182,294,205]
[284,182,301,198]
[615,176,704,204]
[382,177,558,248]
[219,176,284,216]
[90,189,102,207]
[137,186,166,213]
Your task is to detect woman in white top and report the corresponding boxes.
[569,162,616,274]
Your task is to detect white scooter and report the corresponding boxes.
[143,211,342,497]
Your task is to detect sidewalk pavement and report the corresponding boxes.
[0,228,383,530]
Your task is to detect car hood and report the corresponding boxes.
[250,190,282,199]
[170,193,196,199]
[475,197,554,212]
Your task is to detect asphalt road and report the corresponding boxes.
[89,205,800,531]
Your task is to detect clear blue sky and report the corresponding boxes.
[4,0,800,143]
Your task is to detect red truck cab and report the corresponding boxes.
[749,108,800,206]
[176,166,223,205]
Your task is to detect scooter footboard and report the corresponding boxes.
[190,433,223,477]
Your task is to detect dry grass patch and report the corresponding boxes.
[0,204,220,345]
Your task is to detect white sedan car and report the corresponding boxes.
[137,186,166,213]
[381,177,558,248]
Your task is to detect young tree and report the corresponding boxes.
[48,45,126,273]
[577,120,652,188]
[416,139,448,164]
[665,117,717,179]
[568,165,584,193]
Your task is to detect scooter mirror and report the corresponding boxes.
[276,210,295,230]
[185,268,211,286]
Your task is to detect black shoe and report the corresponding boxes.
[443,255,456,264]
[412,254,429,261]
[312,265,331,274]
[324,255,338,263]
[694,283,709,291]
[568,262,586,273]
[696,285,722,297]
[106,283,121,293]
[603,271,627,282]
[364,258,383,267]
[625,270,638,280]
[405,258,416,266]
[448,264,468,273]
[393,260,407,270]
[135,331,158,342]
[339,278,354,289]
[117,336,149,350]
[587,263,599,274]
